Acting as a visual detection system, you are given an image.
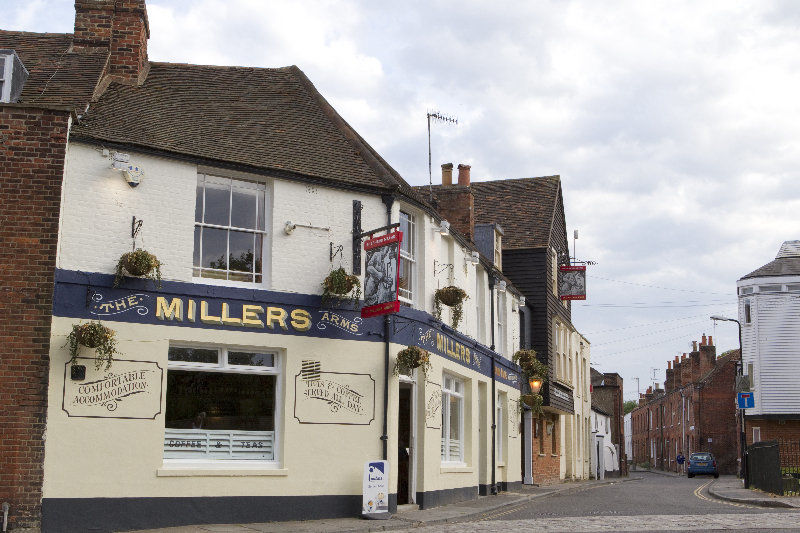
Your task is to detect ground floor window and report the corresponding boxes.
[164,346,279,461]
[441,374,464,463]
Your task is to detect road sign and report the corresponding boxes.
[737,392,755,409]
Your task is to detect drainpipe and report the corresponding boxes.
[380,194,394,461]
[489,275,497,495]
[2,502,8,533]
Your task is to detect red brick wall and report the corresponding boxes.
[0,106,68,530]
[531,413,561,484]
[432,186,474,240]
[745,419,800,445]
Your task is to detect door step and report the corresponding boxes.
[396,503,420,512]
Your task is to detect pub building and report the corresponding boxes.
[0,2,528,531]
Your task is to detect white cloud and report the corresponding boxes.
[6,0,799,396]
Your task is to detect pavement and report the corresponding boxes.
[123,477,637,533]
[633,467,800,509]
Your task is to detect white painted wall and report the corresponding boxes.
[59,143,523,348]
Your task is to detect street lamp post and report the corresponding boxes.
[710,315,746,487]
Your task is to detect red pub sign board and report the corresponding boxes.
[361,231,403,318]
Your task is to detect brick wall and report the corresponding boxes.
[745,419,800,445]
[0,106,70,530]
[531,413,561,484]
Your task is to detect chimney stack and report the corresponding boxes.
[457,164,471,186]
[74,0,150,85]
[441,163,453,186]
[701,334,707,346]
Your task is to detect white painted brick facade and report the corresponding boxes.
[58,143,519,355]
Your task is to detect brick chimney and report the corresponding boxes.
[441,163,453,186]
[74,0,150,85]
[457,164,471,186]
[432,162,475,239]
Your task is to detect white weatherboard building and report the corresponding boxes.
[737,240,800,444]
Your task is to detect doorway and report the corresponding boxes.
[397,380,416,505]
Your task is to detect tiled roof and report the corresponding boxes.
[471,176,561,249]
[740,257,800,280]
[0,31,108,110]
[72,62,430,202]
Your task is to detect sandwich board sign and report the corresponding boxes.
[362,460,389,517]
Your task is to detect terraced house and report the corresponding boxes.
[0,2,531,531]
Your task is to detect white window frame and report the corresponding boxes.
[441,374,465,465]
[497,289,506,356]
[193,174,269,287]
[550,246,558,296]
[494,231,502,270]
[398,210,416,305]
[164,344,282,466]
[0,54,8,103]
[743,298,752,324]
[476,267,486,343]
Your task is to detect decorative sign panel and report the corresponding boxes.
[425,381,442,429]
[361,231,402,318]
[294,361,375,425]
[559,265,586,300]
[62,358,163,419]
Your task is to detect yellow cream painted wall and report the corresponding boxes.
[44,318,520,501]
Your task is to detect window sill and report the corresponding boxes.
[551,454,559,457]
[497,462,506,468]
[158,463,287,477]
[440,465,473,474]
[538,453,547,457]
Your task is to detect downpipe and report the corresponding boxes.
[380,194,394,461]
[489,276,497,495]
[2,502,9,533]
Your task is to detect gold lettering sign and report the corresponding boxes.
[155,297,312,333]
[435,332,471,365]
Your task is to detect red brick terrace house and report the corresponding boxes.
[630,335,740,474]
[0,3,132,528]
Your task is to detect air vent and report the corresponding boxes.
[0,49,29,104]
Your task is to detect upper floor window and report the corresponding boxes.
[399,211,416,304]
[497,289,506,356]
[739,286,753,295]
[194,175,267,283]
[550,247,558,296]
[743,298,752,324]
[476,268,486,343]
[758,284,782,293]
[494,231,503,270]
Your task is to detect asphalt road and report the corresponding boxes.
[414,472,800,532]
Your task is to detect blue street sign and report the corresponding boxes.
[737,392,755,409]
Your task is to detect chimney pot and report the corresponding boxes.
[457,164,471,186]
[668,361,672,369]
[441,163,453,186]
[681,353,686,361]
[708,335,713,346]
[692,341,698,352]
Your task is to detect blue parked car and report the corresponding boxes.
[687,452,719,478]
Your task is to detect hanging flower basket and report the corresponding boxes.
[114,249,162,288]
[434,286,469,329]
[321,267,362,309]
[512,349,548,384]
[393,345,431,376]
[67,321,120,370]
[520,393,544,415]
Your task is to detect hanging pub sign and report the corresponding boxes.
[361,231,403,318]
[559,265,586,300]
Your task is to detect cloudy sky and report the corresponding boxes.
[9,0,799,400]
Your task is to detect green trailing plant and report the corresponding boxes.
[66,321,120,370]
[513,349,548,415]
[520,393,544,415]
[393,345,431,376]
[512,349,548,384]
[321,267,361,309]
[434,286,468,329]
[114,248,162,288]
